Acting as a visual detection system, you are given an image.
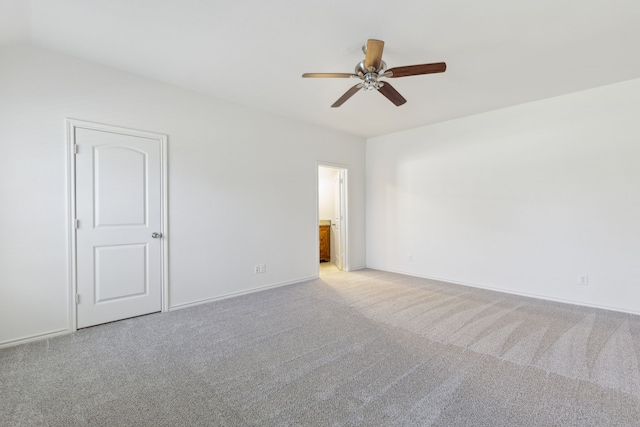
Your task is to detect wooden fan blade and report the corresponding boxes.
[386,62,447,78]
[331,84,362,108]
[378,82,407,106]
[302,73,357,78]
[364,39,384,71]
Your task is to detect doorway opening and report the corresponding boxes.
[318,164,348,277]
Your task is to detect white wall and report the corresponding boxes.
[318,167,337,222]
[0,45,366,346]
[367,78,640,314]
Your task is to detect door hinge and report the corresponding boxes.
[74,144,79,154]
[76,294,80,304]
[74,219,79,229]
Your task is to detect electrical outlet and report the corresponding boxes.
[408,254,413,262]
[579,275,589,286]
[254,265,260,274]
[260,264,266,273]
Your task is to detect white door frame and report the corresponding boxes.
[66,119,169,332]
[316,162,349,275]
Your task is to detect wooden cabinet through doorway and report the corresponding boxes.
[319,225,330,262]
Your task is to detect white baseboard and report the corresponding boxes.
[0,328,70,349]
[169,276,318,311]
[366,265,640,317]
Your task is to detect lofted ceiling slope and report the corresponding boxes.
[2,0,640,138]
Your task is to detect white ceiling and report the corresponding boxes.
[2,0,640,138]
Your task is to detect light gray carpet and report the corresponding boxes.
[2,269,640,426]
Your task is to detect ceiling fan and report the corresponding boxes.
[302,39,446,108]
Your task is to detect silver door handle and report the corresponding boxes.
[152,232,163,238]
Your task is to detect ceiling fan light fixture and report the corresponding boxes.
[363,73,381,90]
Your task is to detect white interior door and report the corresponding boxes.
[333,171,344,271]
[339,169,346,270]
[74,124,165,328]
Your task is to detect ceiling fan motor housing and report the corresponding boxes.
[355,60,387,76]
